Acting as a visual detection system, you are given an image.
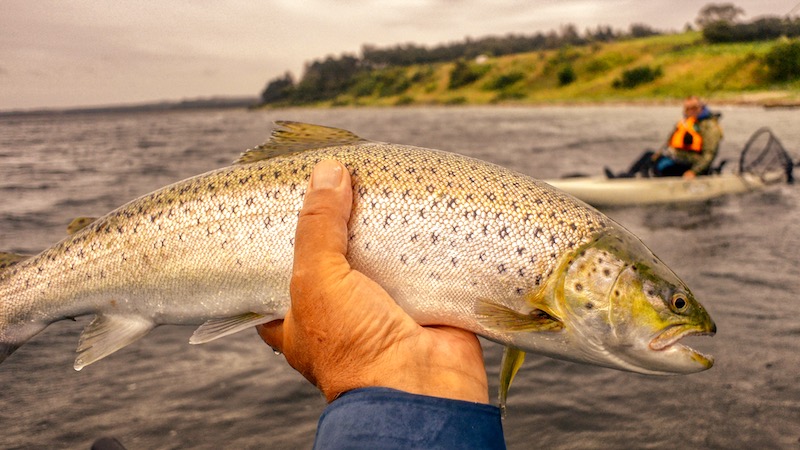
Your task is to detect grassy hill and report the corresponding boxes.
[312,32,800,107]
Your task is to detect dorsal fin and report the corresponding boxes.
[0,252,31,271]
[233,121,370,165]
[67,216,98,235]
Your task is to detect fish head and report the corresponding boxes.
[559,228,716,375]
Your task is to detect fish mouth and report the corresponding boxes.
[649,324,716,368]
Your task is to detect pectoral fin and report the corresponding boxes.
[75,314,155,371]
[499,347,526,415]
[475,300,563,333]
[190,312,276,344]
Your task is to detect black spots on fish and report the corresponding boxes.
[426,184,436,194]
[534,275,543,286]
[515,287,524,295]
[499,227,510,240]
[574,283,584,292]
[585,302,594,309]
[400,254,408,265]
[479,252,486,262]
[497,264,507,274]
[517,268,525,278]
[431,233,440,244]
[450,257,458,267]
[465,231,474,242]
[410,233,419,243]
[603,268,612,277]
[516,247,526,256]
[485,192,497,202]
[614,289,621,297]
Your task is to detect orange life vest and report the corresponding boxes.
[669,117,703,152]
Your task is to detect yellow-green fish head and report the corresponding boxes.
[559,228,716,375]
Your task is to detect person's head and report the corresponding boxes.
[683,96,703,118]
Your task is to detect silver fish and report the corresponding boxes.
[0,121,715,401]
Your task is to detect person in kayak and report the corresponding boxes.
[606,96,723,179]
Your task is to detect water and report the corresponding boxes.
[1,105,799,449]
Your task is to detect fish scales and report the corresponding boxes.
[0,121,714,386]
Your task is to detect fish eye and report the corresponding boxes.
[671,294,689,312]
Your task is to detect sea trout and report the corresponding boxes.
[0,121,715,402]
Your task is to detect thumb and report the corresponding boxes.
[294,159,352,267]
[257,159,353,349]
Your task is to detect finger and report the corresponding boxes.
[291,160,353,313]
[256,320,285,351]
[295,159,352,257]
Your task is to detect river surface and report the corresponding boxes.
[0,105,799,449]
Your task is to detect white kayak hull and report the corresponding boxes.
[544,172,781,207]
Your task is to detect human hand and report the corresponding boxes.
[257,160,489,404]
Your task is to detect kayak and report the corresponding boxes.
[544,171,784,207]
[546,127,796,207]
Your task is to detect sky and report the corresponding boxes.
[1,0,798,110]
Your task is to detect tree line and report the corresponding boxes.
[259,3,800,105]
[260,23,661,105]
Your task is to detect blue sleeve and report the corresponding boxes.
[312,387,506,450]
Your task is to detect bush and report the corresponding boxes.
[613,65,663,89]
[558,65,576,86]
[448,60,491,89]
[483,71,525,90]
[350,68,411,98]
[764,39,800,82]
